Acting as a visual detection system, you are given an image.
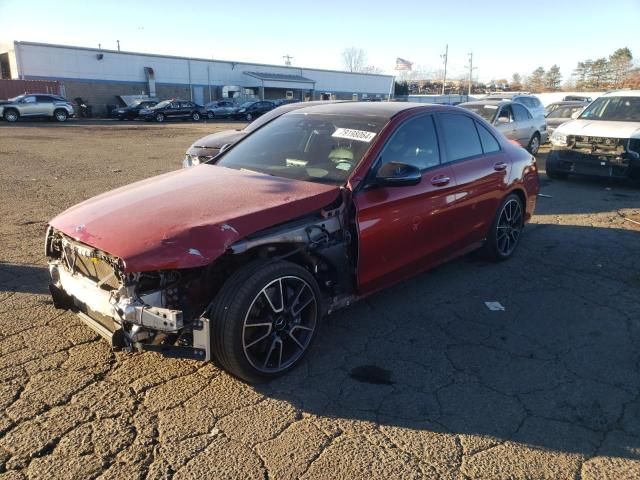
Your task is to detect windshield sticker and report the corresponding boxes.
[286,158,308,167]
[484,105,498,109]
[332,128,376,143]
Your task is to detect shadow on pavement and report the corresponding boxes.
[0,262,50,295]
[258,222,640,460]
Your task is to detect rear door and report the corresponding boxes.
[354,113,462,294]
[35,95,55,116]
[437,112,510,244]
[512,103,535,144]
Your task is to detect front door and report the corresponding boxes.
[354,114,462,294]
[494,105,518,143]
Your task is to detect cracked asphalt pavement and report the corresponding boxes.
[0,121,639,479]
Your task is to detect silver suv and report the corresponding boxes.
[486,92,545,119]
[0,94,75,123]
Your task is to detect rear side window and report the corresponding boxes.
[475,122,501,153]
[439,113,483,162]
[36,95,53,102]
[513,104,531,121]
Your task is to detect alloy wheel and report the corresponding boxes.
[496,199,523,257]
[55,110,68,122]
[528,135,540,155]
[242,275,317,374]
[4,111,18,122]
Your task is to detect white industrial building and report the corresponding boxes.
[0,41,394,114]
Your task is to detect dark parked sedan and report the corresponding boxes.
[139,99,207,122]
[232,100,275,121]
[110,99,158,120]
[544,101,589,134]
[46,102,538,382]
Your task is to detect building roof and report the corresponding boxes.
[244,71,316,84]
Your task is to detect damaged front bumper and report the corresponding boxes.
[46,231,211,361]
[547,143,640,179]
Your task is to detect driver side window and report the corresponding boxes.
[497,106,513,122]
[378,115,440,172]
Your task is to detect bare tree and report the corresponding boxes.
[342,47,367,73]
[361,65,384,74]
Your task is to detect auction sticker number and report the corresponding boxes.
[332,128,376,143]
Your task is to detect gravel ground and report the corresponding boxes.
[0,120,639,479]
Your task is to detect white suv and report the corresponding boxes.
[0,94,75,123]
[547,90,640,180]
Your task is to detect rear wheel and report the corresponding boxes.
[155,112,165,123]
[527,133,540,155]
[245,112,253,121]
[483,193,525,261]
[191,111,201,121]
[207,111,214,119]
[210,260,322,383]
[3,109,19,123]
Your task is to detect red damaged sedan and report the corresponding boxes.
[46,102,539,382]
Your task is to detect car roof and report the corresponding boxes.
[282,101,450,119]
[460,100,512,107]
[548,101,589,106]
[602,90,640,97]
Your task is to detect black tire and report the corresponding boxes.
[545,166,568,180]
[207,111,214,120]
[482,193,525,261]
[210,259,323,383]
[527,133,540,155]
[53,109,68,122]
[3,109,19,123]
[191,111,201,121]
[245,112,253,121]
[155,112,165,123]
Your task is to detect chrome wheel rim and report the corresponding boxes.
[55,111,67,121]
[193,112,200,121]
[5,111,17,122]
[246,113,252,121]
[242,275,317,374]
[496,199,523,256]
[156,113,164,122]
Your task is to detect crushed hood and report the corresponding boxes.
[49,166,340,272]
[556,120,640,139]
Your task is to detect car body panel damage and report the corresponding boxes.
[48,165,340,272]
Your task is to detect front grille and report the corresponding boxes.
[568,135,626,156]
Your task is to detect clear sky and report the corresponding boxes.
[1,0,638,83]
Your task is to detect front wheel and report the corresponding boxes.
[482,193,525,261]
[207,111,214,120]
[210,260,322,383]
[3,109,19,123]
[191,111,201,121]
[155,113,165,123]
[245,112,253,121]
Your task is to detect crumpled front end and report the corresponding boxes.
[46,227,211,360]
[548,135,640,178]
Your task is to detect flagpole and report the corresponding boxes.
[388,75,394,102]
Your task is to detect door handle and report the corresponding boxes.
[431,175,450,187]
[493,162,508,171]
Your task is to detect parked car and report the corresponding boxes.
[547,90,640,180]
[46,102,539,382]
[563,95,593,102]
[110,99,158,120]
[0,93,75,123]
[460,100,548,154]
[544,101,589,134]
[232,100,275,121]
[139,99,207,122]
[486,92,546,119]
[204,100,236,119]
[183,100,348,167]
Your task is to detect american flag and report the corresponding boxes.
[395,57,413,71]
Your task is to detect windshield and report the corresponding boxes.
[239,101,255,108]
[579,96,640,122]
[8,95,25,102]
[154,100,170,109]
[461,104,498,122]
[216,112,387,185]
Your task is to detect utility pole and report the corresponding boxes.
[441,44,448,95]
[283,54,293,66]
[116,40,120,52]
[467,52,477,97]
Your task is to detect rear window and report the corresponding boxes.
[439,113,484,162]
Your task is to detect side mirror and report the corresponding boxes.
[496,116,510,124]
[374,162,421,187]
